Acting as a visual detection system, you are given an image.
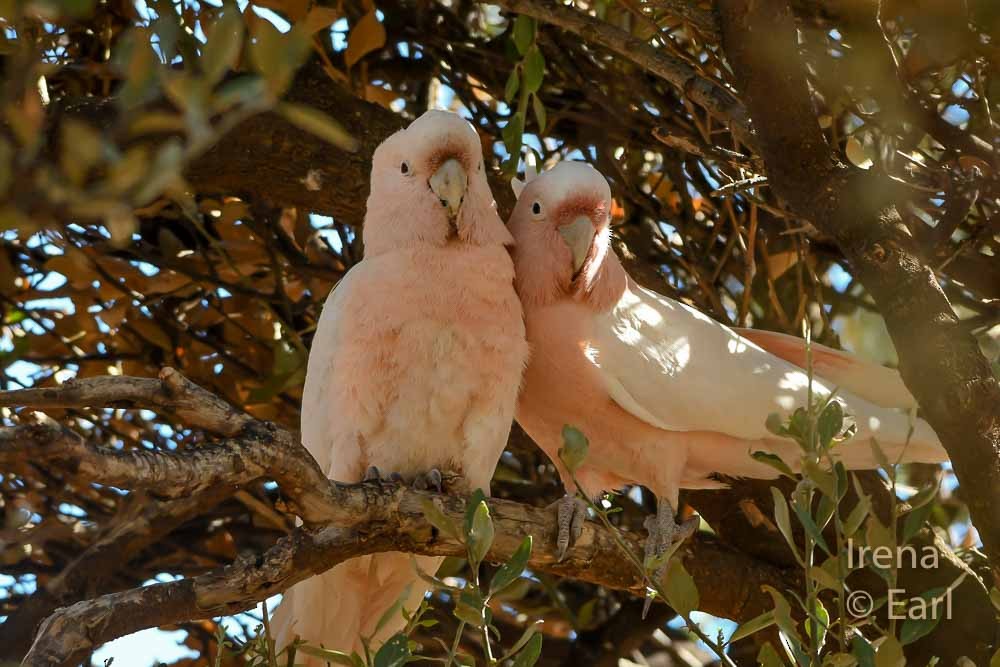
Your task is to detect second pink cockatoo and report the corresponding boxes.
[271,110,528,660]
[508,160,947,573]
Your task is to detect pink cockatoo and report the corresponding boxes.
[508,160,947,572]
[271,110,528,660]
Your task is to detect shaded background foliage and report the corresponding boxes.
[0,0,998,663]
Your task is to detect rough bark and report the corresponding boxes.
[716,0,1000,584]
[4,370,792,666]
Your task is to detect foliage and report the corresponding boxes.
[1,0,998,664]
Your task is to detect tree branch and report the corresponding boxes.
[484,0,754,149]
[717,0,1000,584]
[6,371,794,666]
[21,487,786,667]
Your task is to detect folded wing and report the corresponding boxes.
[589,280,915,444]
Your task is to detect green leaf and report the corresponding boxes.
[499,622,542,662]
[901,500,933,543]
[762,585,803,647]
[808,564,840,591]
[817,399,844,448]
[373,584,412,635]
[869,438,891,472]
[899,614,941,646]
[765,412,788,437]
[897,585,948,645]
[466,500,495,566]
[276,102,359,152]
[907,480,940,510]
[116,29,161,109]
[788,407,810,445]
[791,498,831,555]
[202,6,244,84]
[865,516,894,554]
[532,94,547,132]
[512,15,534,55]
[212,75,267,112]
[501,111,525,160]
[873,635,904,667]
[752,450,795,478]
[511,633,543,667]
[464,488,488,535]
[757,643,785,667]
[852,634,876,667]
[834,461,848,499]
[504,69,520,103]
[770,487,800,562]
[663,558,699,617]
[815,493,837,531]
[373,633,410,667]
[806,598,829,651]
[804,458,838,501]
[558,425,589,473]
[490,535,531,596]
[522,46,545,94]
[453,589,486,627]
[844,480,871,538]
[729,610,775,644]
[251,22,310,96]
[825,653,858,667]
[420,497,460,541]
[295,645,358,666]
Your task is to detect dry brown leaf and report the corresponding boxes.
[44,251,94,290]
[301,5,340,35]
[127,317,173,351]
[344,10,386,68]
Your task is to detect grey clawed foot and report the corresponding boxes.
[411,468,444,493]
[362,466,403,486]
[642,503,699,618]
[547,494,589,561]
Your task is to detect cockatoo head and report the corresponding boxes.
[364,110,512,254]
[510,160,625,308]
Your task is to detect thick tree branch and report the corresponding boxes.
[0,486,237,661]
[5,371,794,665]
[21,487,787,667]
[0,368,252,436]
[717,0,1000,584]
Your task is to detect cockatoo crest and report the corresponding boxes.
[511,151,539,199]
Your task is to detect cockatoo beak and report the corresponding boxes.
[429,158,468,225]
[559,216,595,275]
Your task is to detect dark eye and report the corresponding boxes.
[531,201,542,216]
[400,161,410,175]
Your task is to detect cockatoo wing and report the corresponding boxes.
[299,265,364,480]
[589,280,907,442]
[733,328,916,410]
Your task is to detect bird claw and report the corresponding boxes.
[362,466,403,485]
[642,505,699,618]
[412,468,444,493]
[547,494,589,561]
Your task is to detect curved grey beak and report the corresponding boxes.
[559,216,595,274]
[429,158,467,222]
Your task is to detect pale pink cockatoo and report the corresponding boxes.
[508,160,946,571]
[271,110,528,659]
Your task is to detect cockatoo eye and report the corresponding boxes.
[400,161,412,175]
[531,201,543,219]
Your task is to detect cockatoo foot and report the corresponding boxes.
[642,503,699,618]
[411,468,444,493]
[547,494,589,561]
[362,466,403,485]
